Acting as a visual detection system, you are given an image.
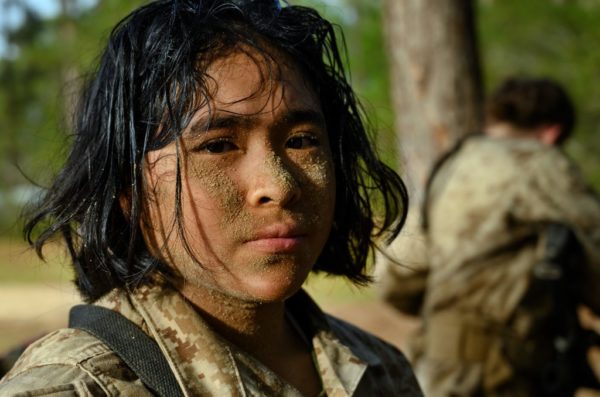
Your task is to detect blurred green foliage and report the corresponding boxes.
[0,240,70,282]
[0,0,147,233]
[1,0,599,235]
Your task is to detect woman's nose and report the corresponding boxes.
[246,153,301,207]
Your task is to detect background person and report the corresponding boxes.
[0,1,422,395]
[377,76,600,396]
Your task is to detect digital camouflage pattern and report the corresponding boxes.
[0,283,422,396]
[377,135,600,396]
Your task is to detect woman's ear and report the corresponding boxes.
[536,124,562,146]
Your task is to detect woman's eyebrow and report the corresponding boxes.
[276,109,326,130]
[188,109,325,136]
[188,114,254,136]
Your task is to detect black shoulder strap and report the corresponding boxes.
[69,304,184,397]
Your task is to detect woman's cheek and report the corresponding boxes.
[186,159,245,227]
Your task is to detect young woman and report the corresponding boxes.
[0,1,422,395]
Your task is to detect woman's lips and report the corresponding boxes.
[245,224,306,252]
[245,236,305,252]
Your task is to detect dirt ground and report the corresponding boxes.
[0,283,420,355]
[0,284,81,352]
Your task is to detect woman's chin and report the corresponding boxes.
[233,264,312,303]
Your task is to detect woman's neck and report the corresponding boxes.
[179,281,290,355]
[179,283,322,397]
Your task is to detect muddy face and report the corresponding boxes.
[142,48,336,304]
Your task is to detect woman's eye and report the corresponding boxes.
[287,135,319,149]
[198,140,237,153]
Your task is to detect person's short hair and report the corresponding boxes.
[486,76,576,144]
[24,0,407,301]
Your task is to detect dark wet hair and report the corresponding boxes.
[486,76,576,144]
[24,0,407,301]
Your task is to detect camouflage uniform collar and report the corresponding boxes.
[287,288,380,365]
[97,284,371,396]
[99,285,245,396]
[286,289,372,395]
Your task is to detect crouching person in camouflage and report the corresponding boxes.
[378,77,600,396]
[0,1,423,395]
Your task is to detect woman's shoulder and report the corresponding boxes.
[0,328,151,396]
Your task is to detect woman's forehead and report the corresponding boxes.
[201,47,320,115]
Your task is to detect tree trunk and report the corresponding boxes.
[383,0,484,205]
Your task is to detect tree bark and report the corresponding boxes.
[383,0,484,205]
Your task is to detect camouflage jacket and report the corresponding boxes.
[377,135,600,394]
[0,284,422,396]
[422,135,600,320]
